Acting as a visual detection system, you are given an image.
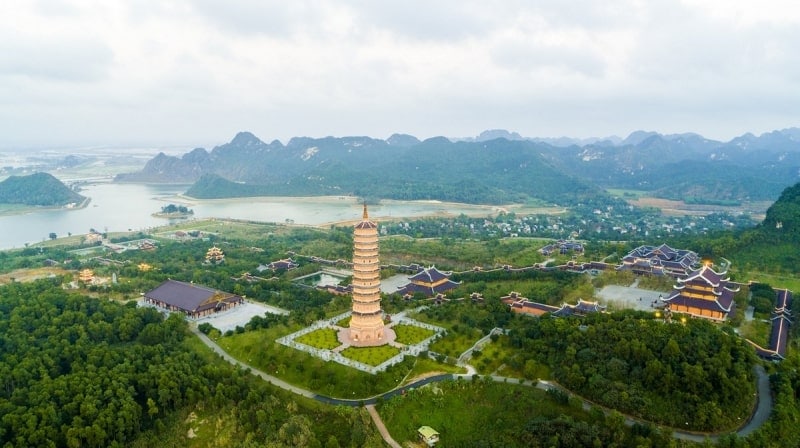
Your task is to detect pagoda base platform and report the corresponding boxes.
[338,326,397,347]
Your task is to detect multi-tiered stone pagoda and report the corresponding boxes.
[348,204,386,345]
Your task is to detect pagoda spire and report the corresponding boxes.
[363,202,369,219]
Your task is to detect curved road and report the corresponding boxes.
[192,328,772,443]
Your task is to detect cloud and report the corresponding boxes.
[0,0,798,147]
[0,38,112,82]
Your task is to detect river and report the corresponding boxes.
[0,182,504,250]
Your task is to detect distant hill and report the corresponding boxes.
[119,127,800,204]
[693,181,800,273]
[121,132,601,205]
[0,173,85,206]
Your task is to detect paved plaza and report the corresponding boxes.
[380,274,409,294]
[195,301,289,333]
[595,284,666,311]
[139,298,289,333]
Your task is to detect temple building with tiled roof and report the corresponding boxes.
[205,245,225,264]
[539,239,584,256]
[143,279,243,318]
[265,258,298,271]
[500,292,604,317]
[620,243,699,277]
[396,266,461,297]
[749,289,793,361]
[78,268,95,284]
[662,265,738,321]
[501,292,560,316]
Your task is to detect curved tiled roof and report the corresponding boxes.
[678,265,727,287]
[664,288,734,312]
[409,266,452,283]
[145,279,241,313]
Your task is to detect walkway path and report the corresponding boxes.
[192,327,772,444]
[366,405,402,448]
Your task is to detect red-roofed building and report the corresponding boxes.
[662,265,738,321]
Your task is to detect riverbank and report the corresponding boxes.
[0,196,91,217]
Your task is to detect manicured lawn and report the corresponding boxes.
[341,345,401,366]
[427,331,482,359]
[470,336,513,375]
[392,324,435,345]
[295,327,341,350]
[336,316,351,327]
[216,327,415,398]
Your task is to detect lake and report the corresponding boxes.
[0,182,504,250]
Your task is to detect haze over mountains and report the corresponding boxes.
[117,128,800,205]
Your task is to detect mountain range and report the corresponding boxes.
[116,128,800,205]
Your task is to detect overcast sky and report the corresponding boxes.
[1,0,799,148]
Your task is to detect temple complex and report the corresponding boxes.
[348,204,386,344]
[662,264,738,321]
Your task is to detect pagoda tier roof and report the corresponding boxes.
[678,265,730,287]
[145,279,242,314]
[409,266,453,283]
[663,288,735,313]
[396,279,460,296]
[355,220,377,229]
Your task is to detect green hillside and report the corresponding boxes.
[0,172,85,206]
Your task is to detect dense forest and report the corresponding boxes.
[0,280,376,447]
[0,173,84,206]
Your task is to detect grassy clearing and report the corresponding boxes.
[739,319,772,347]
[216,327,413,398]
[606,188,650,199]
[470,336,514,375]
[295,327,341,350]
[404,358,466,383]
[744,271,800,292]
[379,378,607,446]
[427,331,481,358]
[392,324,435,345]
[341,345,401,366]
